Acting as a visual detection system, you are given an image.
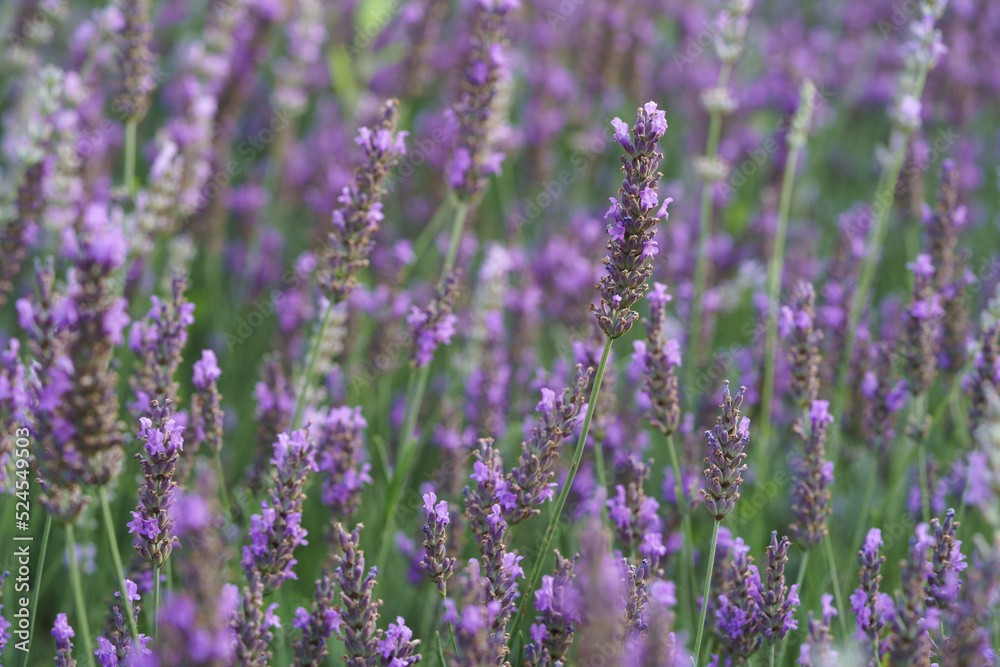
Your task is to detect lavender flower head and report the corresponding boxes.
[715,537,762,661]
[318,99,407,302]
[524,552,579,667]
[700,381,750,521]
[593,102,671,339]
[446,0,519,199]
[115,0,158,121]
[758,532,801,643]
[313,405,372,522]
[0,338,29,494]
[851,528,888,652]
[606,457,668,565]
[924,508,966,610]
[885,536,934,665]
[419,491,457,596]
[292,576,342,667]
[640,282,682,435]
[190,349,223,456]
[97,579,152,666]
[798,594,838,667]
[789,400,835,548]
[444,558,506,666]
[242,429,317,593]
[128,401,183,566]
[408,272,459,368]
[779,281,822,409]
[903,253,944,396]
[53,612,76,667]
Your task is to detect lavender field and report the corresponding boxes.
[1,0,999,664]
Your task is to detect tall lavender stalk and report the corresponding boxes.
[831,0,948,440]
[512,102,669,652]
[687,0,754,396]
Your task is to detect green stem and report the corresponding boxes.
[912,393,930,523]
[436,631,448,667]
[19,514,51,667]
[67,523,97,667]
[760,141,804,448]
[291,300,336,430]
[769,643,776,667]
[124,118,137,196]
[376,200,469,570]
[99,486,140,643]
[214,450,232,517]
[694,520,722,667]
[665,433,696,628]
[823,533,849,640]
[510,337,614,653]
[796,549,810,589]
[687,63,732,403]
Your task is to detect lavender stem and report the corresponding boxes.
[18,514,50,667]
[124,118,138,196]
[511,336,613,655]
[291,300,335,430]
[99,486,140,643]
[67,523,96,667]
[694,519,721,666]
[822,533,848,639]
[665,432,696,627]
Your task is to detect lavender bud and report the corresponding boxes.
[313,405,372,522]
[715,537,762,661]
[923,508,966,610]
[884,536,934,665]
[292,576,342,667]
[779,281,822,409]
[115,0,158,121]
[232,573,280,667]
[593,103,671,340]
[640,283,682,436]
[128,401,183,566]
[789,400,835,548]
[700,381,750,521]
[851,528,888,656]
[903,253,944,395]
[797,594,838,667]
[189,349,224,457]
[758,532,801,643]
[53,612,77,667]
[523,552,578,667]
[607,458,667,568]
[419,491,457,596]
[97,580,151,665]
[408,272,460,368]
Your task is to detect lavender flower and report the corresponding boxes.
[97,579,151,666]
[446,0,519,199]
[242,429,317,593]
[714,537,762,661]
[408,272,460,368]
[639,282,682,435]
[884,537,934,665]
[58,203,131,486]
[779,281,822,409]
[967,292,1000,431]
[292,576,342,667]
[0,571,9,655]
[53,612,76,667]
[523,552,578,667]
[232,574,280,667]
[923,508,966,610]
[444,559,506,666]
[313,405,372,522]
[593,102,671,339]
[798,594,838,667]
[127,271,195,420]
[851,528,887,653]
[115,0,158,121]
[0,338,29,494]
[940,540,996,665]
[925,160,970,369]
[189,349,223,457]
[331,523,422,665]
[861,340,909,452]
[607,457,667,566]
[506,366,591,523]
[318,99,407,302]
[574,518,626,666]
[903,253,944,396]
[700,381,750,521]
[248,356,294,492]
[419,491,457,596]
[628,579,687,667]
[789,400,835,548]
[758,532,801,643]
[128,401,183,566]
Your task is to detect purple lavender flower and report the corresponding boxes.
[444,559,506,666]
[639,282,682,435]
[884,536,934,665]
[593,103,671,339]
[0,338,29,494]
[127,271,195,420]
[419,491,457,596]
[758,532,801,643]
[189,349,224,457]
[797,594,838,667]
[292,576,342,667]
[700,381,750,521]
[408,272,460,368]
[128,401,183,566]
[446,0,518,199]
[318,100,407,302]
[115,0,158,121]
[506,366,591,523]
[715,537,762,661]
[940,544,995,665]
[903,253,945,396]
[924,508,966,610]
[97,579,151,666]
[573,518,626,666]
[607,457,667,567]
[925,160,970,370]
[789,400,835,548]
[861,340,908,452]
[331,523,422,665]
[232,574,280,667]
[779,281,822,409]
[311,405,372,522]
[967,298,1000,431]
[248,357,294,493]
[851,528,887,653]
[523,552,578,667]
[242,429,317,593]
[53,612,76,667]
